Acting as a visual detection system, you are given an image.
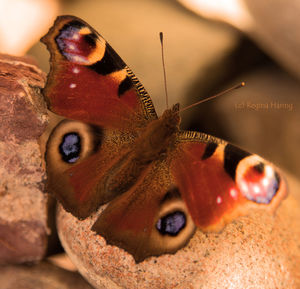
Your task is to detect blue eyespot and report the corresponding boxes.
[237,162,280,204]
[156,211,186,236]
[59,132,81,163]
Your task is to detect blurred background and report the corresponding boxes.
[0,0,299,178]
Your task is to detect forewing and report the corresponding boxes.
[41,15,157,129]
[170,131,287,232]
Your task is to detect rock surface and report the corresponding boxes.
[0,54,48,264]
[0,261,94,289]
[56,172,300,289]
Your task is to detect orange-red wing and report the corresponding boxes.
[92,163,196,263]
[170,139,287,232]
[41,16,157,129]
[92,165,169,263]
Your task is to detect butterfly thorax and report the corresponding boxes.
[102,104,180,199]
[134,103,180,163]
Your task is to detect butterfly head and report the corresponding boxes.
[161,103,180,130]
[133,103,180,164]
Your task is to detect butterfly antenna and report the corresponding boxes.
[160,32,169,109]
[180,82,245,113]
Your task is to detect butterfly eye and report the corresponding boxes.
[46,120,103,171]
[236,155,281,204]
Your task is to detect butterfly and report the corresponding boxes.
[41,15,287,263]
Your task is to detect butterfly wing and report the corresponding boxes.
[42,16,157,218]
[45,119,140,219]
[92,161,196,263]
[170,131,287,232]
[92,131,287,262]
[41,15,157,129]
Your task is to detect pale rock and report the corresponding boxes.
[56,172,300,288]
[0,261,94,289]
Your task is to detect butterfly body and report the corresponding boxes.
[98,104,179,205]
[41,16,287,263]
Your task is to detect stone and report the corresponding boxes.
[0,54,49,264]
[0,261,94,289]
[56,172,300,288]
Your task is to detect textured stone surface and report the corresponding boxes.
[0,261,94,289]
[56,172,300,289]
[0,54,48,264]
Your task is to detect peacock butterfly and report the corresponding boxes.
[41,15,287,263]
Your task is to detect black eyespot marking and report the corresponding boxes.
[202,142,218,160]
[156,211,186,236]
[118,75,133,96]
[254,162,264,174]
[224,144,250,180]
[68,20,85,29]
[89,43,125,75]
[59,132,81,163]
[83,33,97,48]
